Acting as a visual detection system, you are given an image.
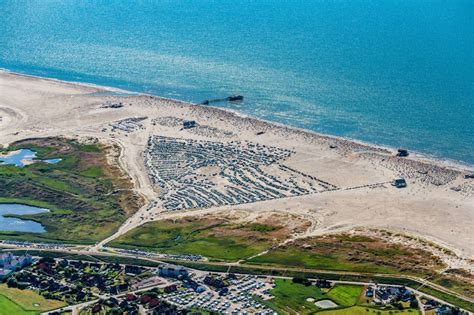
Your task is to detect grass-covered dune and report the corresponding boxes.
[0,137,143,243]
[110,215,445,276]
[247,234,446,275]
[109,214,306,261]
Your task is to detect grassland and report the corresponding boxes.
[0,284,65,314]
[0,137,143,243]
[247,234,446,276]
[113,218,447,276]
[430,270,474,298]
[110,215,296,261]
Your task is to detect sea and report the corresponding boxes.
[1,0,472,165]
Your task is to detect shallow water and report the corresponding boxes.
[315,300,338,309]
[0,149,61,167]
[0,149,37,167]
[0,204,48,233]
[0,0,472,164]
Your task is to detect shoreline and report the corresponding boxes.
[1,68,472,172]
[0,67,473,262]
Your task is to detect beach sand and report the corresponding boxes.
[0,70,473,269]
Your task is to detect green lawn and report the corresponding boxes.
[0,284,65,313]
[0,295,39,315]
[262,281,364,314]
[262,279,325,314]
[0,137,142,243]
[327,285,363,306]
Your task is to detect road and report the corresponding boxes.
[3,241,473,310]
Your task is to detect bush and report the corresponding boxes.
[292,276,311,286]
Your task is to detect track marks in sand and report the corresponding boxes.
[0,105,26,132]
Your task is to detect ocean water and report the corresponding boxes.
[1,0,472,164]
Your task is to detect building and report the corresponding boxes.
[0,269,13,280]
[158,264,188,278]
[204,275,227,289]
[164,284,177,293]
[315,279,332,288]
[0,252,32,279]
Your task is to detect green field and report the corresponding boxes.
[262,279,325,314]
[0,284,65,315]
[110,217,282,261]
[0,295,35,315]
[0,137,142,243]
[327,285,363,306]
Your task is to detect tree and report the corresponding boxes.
[410,299,419,309]
[7,277,17,288]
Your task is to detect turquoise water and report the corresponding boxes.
[0,149,61,167]
[0,0,472,164]
[0,204,48,233]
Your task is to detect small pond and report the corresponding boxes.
[0,149,61,167]
[315,300,338,309]
[0,204,49,233]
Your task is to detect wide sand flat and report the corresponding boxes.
[0,71,473,265]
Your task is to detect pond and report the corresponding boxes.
[315,300,338,309]
[0,203,49,233]
[0,149,61,167]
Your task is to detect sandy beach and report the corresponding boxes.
[0,70,473,269]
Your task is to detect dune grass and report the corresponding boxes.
[110,217,282,261]
[0,137,142,243]
[247,234,445,276]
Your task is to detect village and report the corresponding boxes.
[0,252,468,315]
